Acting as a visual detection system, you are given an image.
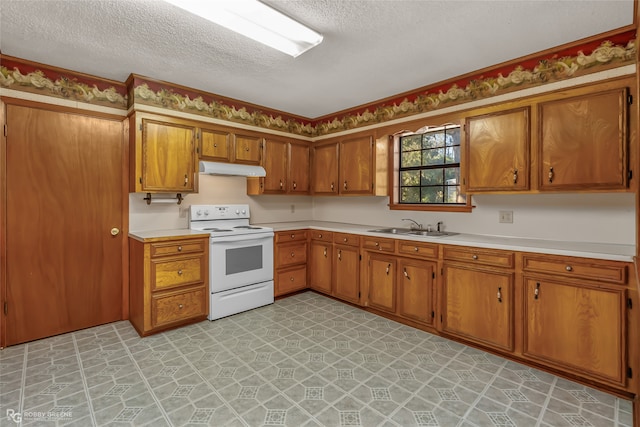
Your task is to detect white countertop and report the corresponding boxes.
[256,220,636,262]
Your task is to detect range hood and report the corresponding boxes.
[199,161,266,177]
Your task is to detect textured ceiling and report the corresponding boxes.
[0,0,634,118]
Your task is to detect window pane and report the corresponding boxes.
[401,170,420,186]
[444,167,460,184]
[401,151,422,167]
[423,132,444,149]
[445,127,460,146]
[421,168,443,186]
[445,146,460,163]
[421,187,443,203]
[401,187,420,203]
[423,148,445,165]
[401,135,422,151]
[445,185,466,204]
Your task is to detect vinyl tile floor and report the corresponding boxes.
[0,292,633,427]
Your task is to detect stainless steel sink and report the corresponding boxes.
[408,230,458,237]
[367,228,413,234]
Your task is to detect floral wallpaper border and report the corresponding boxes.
[0,29,636,137]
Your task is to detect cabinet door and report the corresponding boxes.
[366,253,396,313]
[235,134,263,165]
[289,141,310,193]
[465,107,529,192]
[442,265,514,351]
[141,119,196,192]
[339,135,373,194]
[523,277,626,386]
[539,87,629,190]
[398,258,436,326]
[200,127,231,162]
[333,244,360,304]
[311,141,339,194]
[309,241,333,294]
[263,138,288,193]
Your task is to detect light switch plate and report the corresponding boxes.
[499,211,513,223]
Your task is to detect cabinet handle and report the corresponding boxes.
[279,180,283,189]
[177,246,183,252]
[293,181,297,189]
[338,250,342,261]
[178,304,183,309]
[548,167,554,183]
[177,270,183,275]
[497,287,502,303]
[344,181,348,190]
[565,265,573,272]
[513,168,518,184]
[184,174,189,186]
[403,268,410,280]
[534,282,540,300]
[323,248,327,257]
[330,182,335,191]
[385,263,391,275]
[472,255,478,260]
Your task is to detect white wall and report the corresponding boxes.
[311,193,636,245]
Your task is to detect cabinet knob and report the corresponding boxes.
[177,246,183,252]
[318,234,322,238]
[246,147,250,151]
[279,180,283,189]
[472,255,478,260]
[290,276,295,282]
[179,304,183,309]
[375,242,379,246]
[291,234,295,239]
[177,270,183,275]
[343,238,348,242]
[213,143,218,148]
[414,247,419,252]
[293,181,297,189]
[565,265,573,272]
[291,252,295,257]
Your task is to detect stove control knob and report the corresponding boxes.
[196,210,202,216]
[241,209,246,215]
[204,210,209,216]
[235,209,240,215]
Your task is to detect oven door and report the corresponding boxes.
[209,232,274,293]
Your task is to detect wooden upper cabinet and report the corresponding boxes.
[311,141,339,195]
[200,126,232,162]
[339,135,374,194]
[538,87,629,190]
[234,133,263,165]
[288,141,310,193]
[131,114,197,193]
[262,138,288,193]
[465,107,530,192]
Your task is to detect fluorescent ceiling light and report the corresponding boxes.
[165,0,323,57]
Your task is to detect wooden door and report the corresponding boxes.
[466,107,530,192]
[309,241,332,294]
[234,134,262,165]
[366,253,396,313]
[398,258,436,326]
[311,141,338,195]
[538,87,628,190]
[288,142,310,193]
[442,264,514,351]
[333,244,360,303]
[339,135,373,194]
[200,126,232,162]
[5,104,124,345]
[262,138,288,193]
[141,119,196,192]
[523,277,626,385]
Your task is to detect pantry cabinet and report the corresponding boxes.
[129,235,209,336]
[274,230,308,296]
[441,246,515,352]
[130,113,198,193]
[538,87,629,190]
[465,107,530,192]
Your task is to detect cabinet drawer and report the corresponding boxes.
[276,230,308,243]
[334,233,360,247]
[310,230,333,242]
[398,241,439,259]
[522,255,627,284]
[152,256,204,290]
[277,242,307,267]
[276,266,307,295]
[443,246,514,268]
[362,237,395,252]
[151,239,206,257]
[151,286,207,328]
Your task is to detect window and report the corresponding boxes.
[396,124,468,208]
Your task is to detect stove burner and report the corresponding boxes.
[203,228,233,232]
[234,226,262,230]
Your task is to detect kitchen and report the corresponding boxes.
[1,1,639,426]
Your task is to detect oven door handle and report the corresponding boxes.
[210,232,274,244]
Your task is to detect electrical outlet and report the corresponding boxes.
[499,210,513,223]
[290,204,295,213]
[179,206,188,218]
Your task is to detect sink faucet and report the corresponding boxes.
[402,218,423,230]
[437,221,444,232]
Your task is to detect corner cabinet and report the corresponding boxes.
[129,235,209,336]
[538,87,630,190]
[465,107,530,192]
[130,113,198,193]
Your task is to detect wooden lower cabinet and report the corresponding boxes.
[442,264,514,352]
[309,239,333,294]
[129,235,209,336]
[522,276,627,386]
[274,230,308,296]
[366,253,397,313]
[333,243,360,304]
[397,258,436,326]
